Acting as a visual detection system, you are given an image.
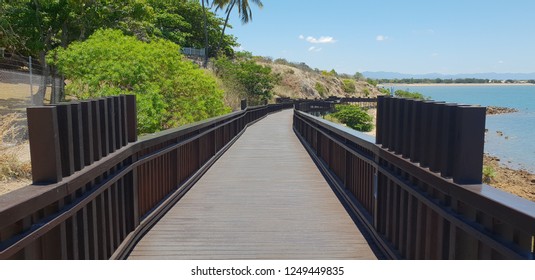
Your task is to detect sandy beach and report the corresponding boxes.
[379,83,535,87]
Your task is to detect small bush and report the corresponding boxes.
[482,165,496,184]
[330,105,373,132]
[366,78,378,86]
[342,79,356,93]
[378,87,391,95]
[394,89,428,100]
[315,82,327,96]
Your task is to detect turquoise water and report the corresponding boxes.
[390,85,535,172]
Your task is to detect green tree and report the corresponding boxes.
[366,78,378,86]
[342,79,356,93]
[50,29,230,134]
[353,72,365,81]
[1,0,237,100]
[213,0,263,56]
[1,0,155,104]
[214,55,278,103]
[330,105,373,132]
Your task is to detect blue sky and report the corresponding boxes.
[218,0,535,75]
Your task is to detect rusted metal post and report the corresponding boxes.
[27,106,62,184]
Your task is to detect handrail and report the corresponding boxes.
[0,97,293,259]
[293,108,535,259]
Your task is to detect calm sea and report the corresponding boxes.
[389,85,535,173]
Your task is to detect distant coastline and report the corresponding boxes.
[379,83,535,87]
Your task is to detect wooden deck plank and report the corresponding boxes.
[128,110,378,260]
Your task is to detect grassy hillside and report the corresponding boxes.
[256,59,383,100]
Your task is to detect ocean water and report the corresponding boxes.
[389,85,535,173]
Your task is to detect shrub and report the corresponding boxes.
[331,105,373,132]
[315,82,327,96]
[213,55,279,103]
[482,165,496,184]
[342,79,356,93]
[50,29,230,134]
[394,89,429,100]
[366,78,378,86]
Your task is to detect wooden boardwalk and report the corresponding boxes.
[128,110,378,259]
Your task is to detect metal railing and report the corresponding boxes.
[0,96,292,259]
[181,47,206,57]
[293,96,535,259]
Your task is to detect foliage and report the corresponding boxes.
[366,78,378,86]
[212,0,263,56]
[50,29,229,134]
[213,55,279,103]
[482,165,496,184]
[321,69,338,77]
[363,88,370,97]
[354,72,365,81]
[0,0,237,56]
[378,87,391,95]
[0,113,31,182]
[0,152,31,182]
[315,82,327,96]
[274,58,315,73]
[394,89,429,100]
[330,105,373,132]
[342,79,356,93]
[1,0,238,103]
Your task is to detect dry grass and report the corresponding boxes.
[0,151,31,181]
[0,112,31,195]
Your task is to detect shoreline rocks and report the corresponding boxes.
[486,106,518,115]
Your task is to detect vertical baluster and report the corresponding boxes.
[27,106,62,183]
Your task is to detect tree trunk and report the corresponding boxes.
[202,0,209,68]
[33,51,48,105]
[215,2,235,57]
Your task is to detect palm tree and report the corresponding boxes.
[213,0,263,57]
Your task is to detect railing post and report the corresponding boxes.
[27,106,62,184]
[125,95,137,142]
[56,103,75,177]
[376,96,384,145]
[452,106,486,184]
[80,101,94,167]
[241,99,247,110]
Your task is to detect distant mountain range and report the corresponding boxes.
[362,71,535,80]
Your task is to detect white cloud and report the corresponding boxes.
[298,35,304,40]
[303,36,336,44]
[376,35,388,41]
[498,60,504,64]
[308,46,322,52]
